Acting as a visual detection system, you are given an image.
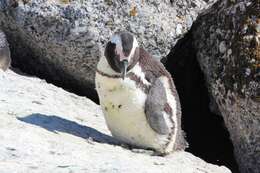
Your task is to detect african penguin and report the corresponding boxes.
[95,31,187,154]
[0,30,11,71]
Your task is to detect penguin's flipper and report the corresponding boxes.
[145,77,174,135]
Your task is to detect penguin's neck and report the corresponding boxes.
[97,57,151,93]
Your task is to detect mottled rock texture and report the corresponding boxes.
[191,0,260,173]
[0,0,215,98]
[0,70,231,173]
[0,29,11,71]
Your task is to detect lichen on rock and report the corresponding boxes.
[192,0,260,172]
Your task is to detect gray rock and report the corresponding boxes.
[192,0,260,172]
[0,29,11,71]
[0,0,216,97]
[0,70,232,173]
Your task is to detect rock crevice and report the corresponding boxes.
[167,0,260,172]
[165,31,239,172]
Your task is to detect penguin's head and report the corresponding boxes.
[104,31,139,79]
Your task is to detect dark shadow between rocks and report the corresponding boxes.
[17,113,119,145]
[10,67,36,77]
[164,31,239,173]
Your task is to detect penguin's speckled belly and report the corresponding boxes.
[96,73,166,151]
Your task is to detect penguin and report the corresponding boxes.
[95,31,187,154]
[0,30,11,71]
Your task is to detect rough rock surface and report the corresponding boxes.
[0,0,215,98]
[0,69,231,173]
[0,29,11,71]
[191,0,260,173]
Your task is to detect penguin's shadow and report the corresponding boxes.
[17,113,119,145]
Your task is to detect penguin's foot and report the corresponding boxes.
[131,148,154,155]
[120,143,155,155]
[151,151,167,157]
[120,143,131,149]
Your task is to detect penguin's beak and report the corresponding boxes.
[120,60,128,80]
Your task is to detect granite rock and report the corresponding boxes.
[192,0,260,172]
[0,0,216,97]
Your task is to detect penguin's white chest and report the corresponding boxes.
[95,72,164,150]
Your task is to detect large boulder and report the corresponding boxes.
[0,0,215,98]
[191,0,260,172]
[0,70,231,173]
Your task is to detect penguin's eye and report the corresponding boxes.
[104,43,122,73]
